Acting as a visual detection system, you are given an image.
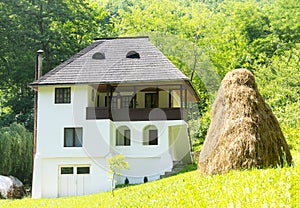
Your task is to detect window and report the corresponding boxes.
[77,167,90,174]
[116,126,131,146]
[64,128,83,147]
[121,96,133,108]
[149,130,158,145]
[145,93,157,108]
[60,166,90,175]
[105,96,118,108]
[55,87,71,104]
[61,167,73,174]
[143,125,158,145]
[91,89,95,102]
[92,52,105,60]
[97,94,100,107]
[126,51,140,59]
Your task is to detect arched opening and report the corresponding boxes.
[126,51,140,59]
[92,52,105,60]
[116,126,131,146]
[143,125,158,145]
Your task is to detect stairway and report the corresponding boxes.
[160,161,186,179]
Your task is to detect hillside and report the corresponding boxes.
[0,0,299,196]
[1,150,299,207]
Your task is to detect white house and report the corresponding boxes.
[31,36,200,198]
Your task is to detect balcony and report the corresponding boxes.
[86,107,187,121]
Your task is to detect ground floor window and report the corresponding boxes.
[60,166,90,175]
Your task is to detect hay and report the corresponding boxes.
[198,68,292,175]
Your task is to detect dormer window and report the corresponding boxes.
[92,52,105,60]
[126,51,140,59]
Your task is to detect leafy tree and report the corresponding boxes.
[0,0,115,130]
[0,123,33,184]
[107,154,129,196]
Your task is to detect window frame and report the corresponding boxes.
[143,126,158,146]
[148,129,158,145]
[145,93,157,108]
[55,87,71,104]
[77,166,90,174]
[116,126,131,146]
[64,127,83,147]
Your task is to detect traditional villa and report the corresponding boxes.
[30,36,199,198]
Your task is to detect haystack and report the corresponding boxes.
[198,68,292,175]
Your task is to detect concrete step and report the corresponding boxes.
[160,161,186,179]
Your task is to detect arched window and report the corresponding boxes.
[92,52,105,60]
[143,125,158,145]
[116,126,131,146]
[126,51,140,59]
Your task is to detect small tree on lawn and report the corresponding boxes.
[107,154,129,196]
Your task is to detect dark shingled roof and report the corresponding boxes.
[31,37,189,86]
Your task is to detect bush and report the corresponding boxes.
[143,176,148,183]
[124,177,129,185]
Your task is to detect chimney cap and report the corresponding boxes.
[37,49,44,54]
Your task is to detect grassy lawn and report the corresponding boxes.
[1,151,299,208]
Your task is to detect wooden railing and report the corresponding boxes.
[86,107,187,121]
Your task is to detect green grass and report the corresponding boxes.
[1,151,299,208]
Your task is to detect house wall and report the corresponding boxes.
[32,84,191,198]
[168,125,192,164]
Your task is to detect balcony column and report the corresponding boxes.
[106,84,111,118]
[156,86,159,108]
[168,89,172,108]
[133,86,137,108]
[180,84,183,118]
[185,89,187,109]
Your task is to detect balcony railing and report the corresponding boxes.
[86,107,187,121]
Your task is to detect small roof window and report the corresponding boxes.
[92,52,105,60]
[126,51,140,59]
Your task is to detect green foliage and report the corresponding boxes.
[0,123,33,184]
[105,0,300,149]
[0,0,115,130]
[255,45,300,149]
[1,152,299,207]
[106,154,129,196]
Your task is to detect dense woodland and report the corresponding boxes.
[0,0,299,184]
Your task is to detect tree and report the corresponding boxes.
[106,154,129,196]
[0,123,33,184]
[0,0,115,130]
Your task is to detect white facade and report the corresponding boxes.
[32,84,192,198]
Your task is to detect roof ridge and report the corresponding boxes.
[93,36,149,41]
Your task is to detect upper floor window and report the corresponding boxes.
[121,96,133,108]
[145,93,157,108]
[116,126,131,146]
[143,125,158,145]
[64,127,82,147]
[55,87,71,104]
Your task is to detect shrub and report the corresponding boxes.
[143,176,148,183]
[124,177,129,185]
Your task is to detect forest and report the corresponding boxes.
[0,0,299,184]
